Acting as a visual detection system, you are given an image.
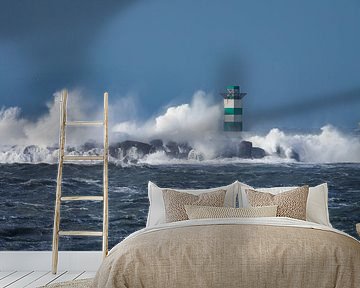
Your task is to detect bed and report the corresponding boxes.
[92,181,360,288]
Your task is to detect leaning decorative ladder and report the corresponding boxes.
[52,90,109,274]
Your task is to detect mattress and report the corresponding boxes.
[92,217,360,288]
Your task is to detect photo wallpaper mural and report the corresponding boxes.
[0,0,359,252]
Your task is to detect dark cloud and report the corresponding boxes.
[0,0,135,40]
[0,0,137,115]
[0,1,358,130]
[247,88,360,127]
[215,53,248,94]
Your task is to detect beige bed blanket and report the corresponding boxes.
[92,218,360,288]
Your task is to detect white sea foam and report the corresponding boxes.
[112,90,221,148]
[247,126,360,163]
[0,145,58,163]
[138,153,297,166]
[0,90,104,146]
[0,89,359,164]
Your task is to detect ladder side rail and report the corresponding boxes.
[102,92,109,259]
[52,90,68,274]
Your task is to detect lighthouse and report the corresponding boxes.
[221,85,247,131]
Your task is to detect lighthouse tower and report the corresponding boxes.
[222,85,247,131]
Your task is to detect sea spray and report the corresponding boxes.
[1,125,359,164]
[248,126,360,163]
[0,89,359,164]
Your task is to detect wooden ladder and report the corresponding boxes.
[52,90,109,274]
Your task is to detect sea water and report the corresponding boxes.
[0,162,359,251]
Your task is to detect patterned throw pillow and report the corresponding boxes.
[184,205,278,220]
[245,186,309,220]
[162,189,226,223]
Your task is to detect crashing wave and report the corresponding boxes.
[248,125,360,163]
[0,89,359,164]
[0,125,359,164]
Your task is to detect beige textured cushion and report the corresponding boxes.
[239,183,331,226]
[245,186,309,220]
[147,181,239,228]
[184,205,278,219]
[162,189,226,223]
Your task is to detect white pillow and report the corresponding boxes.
[146,181,239,227]
[239,183,331,227]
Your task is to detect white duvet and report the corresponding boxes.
[109,217,358,255]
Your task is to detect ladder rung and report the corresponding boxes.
[63,155,104,161]
[59,231,103,237]
[66,121,103,126]
[61,196,103,201]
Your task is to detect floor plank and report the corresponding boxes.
[0,272,16,281]
[7,271,48,288]
[0,271,32,287]
[75,271,96,280]
[0,271,95,287]
[0,251,102,272]
[49,271,83,284]
[24,271,66,288]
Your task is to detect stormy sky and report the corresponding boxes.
[0,0,359,131]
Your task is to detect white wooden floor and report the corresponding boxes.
[0,251,102,288]
[0,270,96,288]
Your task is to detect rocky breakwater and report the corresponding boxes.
[109,139,192,163]
[219,140,266,159]
[109,139,271,163]
[13,139,300,164]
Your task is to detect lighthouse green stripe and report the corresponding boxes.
[224,122,242,131]
[224,108,242,115]
[226,85,239,90]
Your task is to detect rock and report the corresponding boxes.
[188,149,204,161]
[164,141,179,156]
[22,145,52,162]
[66,146,76,153]
[275,145,286,158]
[149,139,165,154]
[118,140,151,153]
[108,146,117,158]
[150,139,163,148]
[178,143,192,158]
[79,141,98,151]
[251,147,266,159]
[110,140,152,162]
[237,141,252,158]
[217,142,235,158]
[288,150,300,162]
[109,139,193,161]
[158,141,192,158]
[275,145,300,161]
[23,145,39,155]
[124,147,141,162]
[23,145,40,162]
